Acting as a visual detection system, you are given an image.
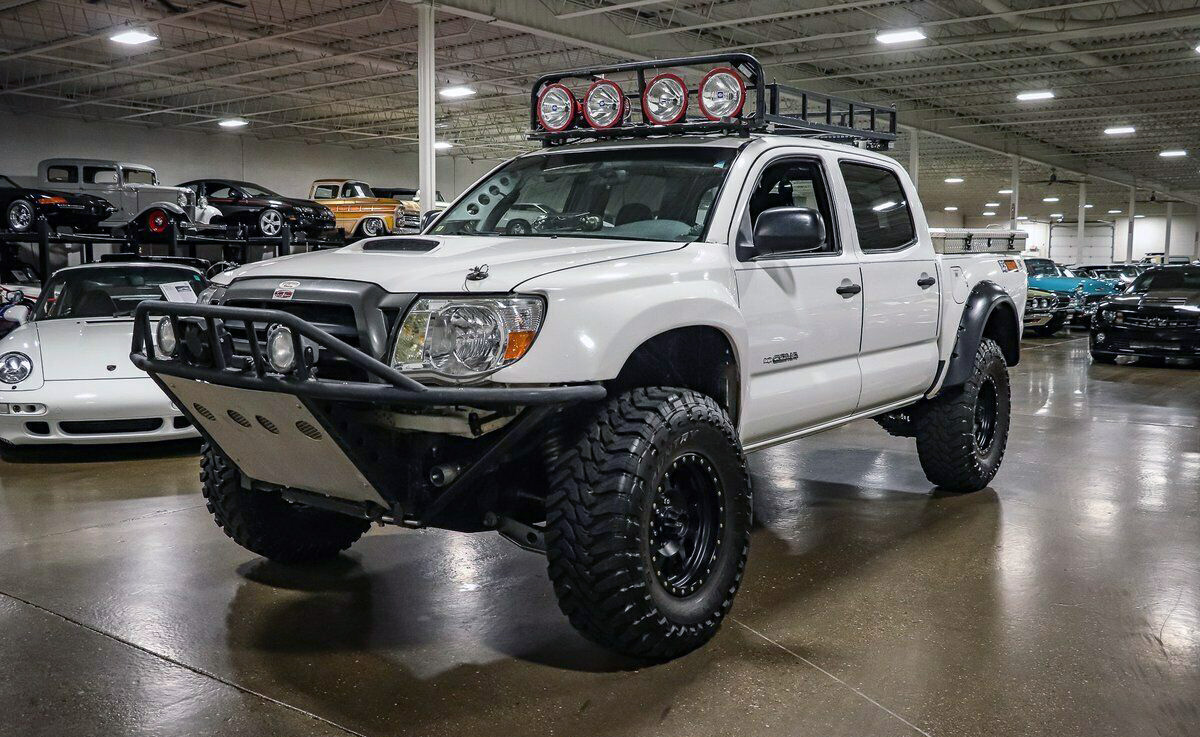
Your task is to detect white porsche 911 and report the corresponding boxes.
[0,261,205,445]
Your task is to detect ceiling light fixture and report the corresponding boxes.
[1159,149,1187,157]
[1107,209,1122,214]
[1042,196,1059,202]
[985,202,1000,207]
[876,28,926,44]
[1016,90,1055,101]
[439,86,476,99]
[944,206,958,211]
[1017,216,1029,220]
[218,118,248,128]
[1084,204,1094,209]
[111,28,157,45]
[1051,213,1064,218]
[982,211,996,216]
[434,141,454,150]
[1103,126,1135,135]
[1134,214,1146,219]
[944,177,964,183]
[998,188,1013,194]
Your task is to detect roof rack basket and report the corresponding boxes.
[528,52,896,149]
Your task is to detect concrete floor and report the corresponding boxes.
[1,334,1198,737]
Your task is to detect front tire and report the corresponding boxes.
[545,387,752,661]
[257,208,283,237]
[914,338,1011,492]
[6,200,34,232]
[200,443,369,563]
[357,218,385,238]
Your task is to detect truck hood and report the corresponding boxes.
[34,318,145,380]
[220,235,687,293]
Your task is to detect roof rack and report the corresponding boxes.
[528,52,896,149]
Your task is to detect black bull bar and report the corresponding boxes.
[130,300,606,407]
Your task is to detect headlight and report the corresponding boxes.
[0,352,32,385]
[177,192,189,208]
[391,296,545,380]
[197,285,226,304]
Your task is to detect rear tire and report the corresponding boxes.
[545,387,752,661]
[914,338,1011,492]
[200,443,369,563]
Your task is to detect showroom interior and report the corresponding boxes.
[1,1,1199,736]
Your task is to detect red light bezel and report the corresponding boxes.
[698,66,747,121]
[536,83,577,133]
[582,79,627,130]
[641,72,689,125]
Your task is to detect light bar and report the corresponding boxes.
[583,79,626,129]
[1016,90,1055,101]
[537,83,576,132]
[698,67,746,120]
[876,29,926,44]
[1104,126,1135,135]
[642,73,688,125]
[111,28,156,45]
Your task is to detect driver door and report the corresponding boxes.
[734,154,863,446]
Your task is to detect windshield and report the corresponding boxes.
[344,182,374,198]
[236,182,279,198]
[124,169,156,185]
[0,175,18,188]
[35,266,204,320]
[430,147,738,242]
[1026,260,1065,278]
[1129,267,1200,294]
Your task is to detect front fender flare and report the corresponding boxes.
[940,281,1020,391]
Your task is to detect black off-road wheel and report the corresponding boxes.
[913,338,1011,492]
[200,443,370,563]
[545,387,752,661]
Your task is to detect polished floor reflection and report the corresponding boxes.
[1,335,1197,737]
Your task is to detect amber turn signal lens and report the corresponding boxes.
[38,196,68,205]
[504,330,537,361]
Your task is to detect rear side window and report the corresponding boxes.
[46,166,77,183]
[84,166,118,184]
[840,162,916,252]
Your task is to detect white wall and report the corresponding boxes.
[0,112,500,200]
[1112,215,1199,261]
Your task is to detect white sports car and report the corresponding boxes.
[0,261,204,445]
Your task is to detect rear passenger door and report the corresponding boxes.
[734,154,863,446]
[837,160,941,409]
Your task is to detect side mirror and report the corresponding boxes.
[752,207,827,257]
[421,210,439,228]
[5,304,30,325]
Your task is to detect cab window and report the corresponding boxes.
[742,158,838,257]
[46,166,77,183]
[342,182,373,198]
[839,162,917,252]
[83,166,118,185]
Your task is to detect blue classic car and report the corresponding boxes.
[1025,258,1122,335]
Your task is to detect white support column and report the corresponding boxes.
[1076,181,1086,245]
[1009,155,1020,230]
[1195,202,1200,260]
[908,130,919,190]
[417,2,436,221]
[1164,201,1173,258]
[1125,187,1136,263]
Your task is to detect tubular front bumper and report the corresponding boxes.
[129,301,605,522]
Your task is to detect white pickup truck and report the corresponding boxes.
[132,54,1026,662]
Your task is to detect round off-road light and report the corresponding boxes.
[156,319,178,357]
[642,73,688,125]
[266,324,296,373]
[698,67,746,120]
[537,83,576,132]
[583,79,626,129]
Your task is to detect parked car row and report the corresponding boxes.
[3,159,445,243]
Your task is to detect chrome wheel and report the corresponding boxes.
[360,218,383,237]
[648,452,724,598]
[258,209,282,236]
[7,200,33,232]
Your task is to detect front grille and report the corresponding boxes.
[60,418,163,435]
[1053,294,1074,309]
[1120,314,1198,329]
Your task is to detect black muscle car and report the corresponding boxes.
[178,179,337,238]
[1090,265,1200,364]
[1,174,115,233]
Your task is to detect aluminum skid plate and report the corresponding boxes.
[161,376,386,506]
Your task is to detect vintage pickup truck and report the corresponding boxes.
[132,54,1026,662]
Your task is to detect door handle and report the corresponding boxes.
[917,276,937,289]
[835,283,862,297]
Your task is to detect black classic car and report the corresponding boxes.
[1090,265,1200,364]
[1,174,115,234]
[179,179,337,238]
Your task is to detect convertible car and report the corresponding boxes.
[1,174,115,234]
[0,260,205,445]
[1091,265,1200,364]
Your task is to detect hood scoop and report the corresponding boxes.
[361,237,440,253]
